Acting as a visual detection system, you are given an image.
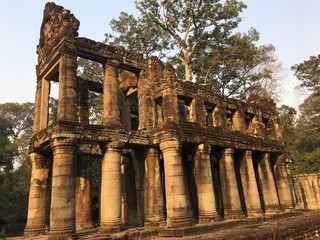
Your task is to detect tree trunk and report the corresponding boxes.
[185,62,191,81]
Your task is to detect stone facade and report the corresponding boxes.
[24,3,295,238]
[294,173,320,210]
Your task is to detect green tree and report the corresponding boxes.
[0,103,33,165]
[193,28,281,99]
[108,0,247,81]
[77,58,104,124]
[107,0,283,101]
[277,105,297,158]
[0,117,17,172]
[292,54,320,93]
[106,12,172,58]
[0,103,32,231]
[290,55,320,174]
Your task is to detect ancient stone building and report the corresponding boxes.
[24,2,295,238]
[294,173,320,210]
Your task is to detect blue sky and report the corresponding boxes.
[1,1,320,108]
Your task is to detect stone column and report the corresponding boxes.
[232,110,246,132]
[257,153,280,213]
[239,150,263,217]
[219,148,243,219]
[24,153,51,237]
[39,78,50,130]
[57,53,78,122]
[274,154,294,210]
[32,78,42,134]
[213,103,227,129]
[138,69,152,130]
[103,60,121,127]
[160,140,191,228]
[194,144,218,223]
[76,155,93,230]
[50,138,78,235]
[144,148,165,226]
[100,142,123,232]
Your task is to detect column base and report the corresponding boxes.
[49,226,75,236]
[76,221,94,230]
[166,216,192,228]
[24,224,49,237]
[99,219,122,233]
[145,216,166,227]
[264,207,282,215]
[198,212,221,223]
[224,210,244,220]
[246,209,264,218]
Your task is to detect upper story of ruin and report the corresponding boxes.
[31,2,284,154]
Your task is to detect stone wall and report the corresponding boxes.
[293,173,320,210]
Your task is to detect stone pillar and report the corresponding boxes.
[273,116,283,141]
[121,154,137,225]
[103,60,121,127]
[249,111,266,136]
[219,148,243,219]
[138,70,152,130]
[144,148,165,225]
[32,78,42,134]
[39,78,50,130]
[24,153,51,237]
[239,150,263,217]
[257,153,280,213]
[274,154,294,210]
[162,64,179,124]
[194,144,218,223]
[50,138,78,235]
[76,155,93,230]
[100,142,123,232]
[232,110,246,132]
[160,140,191,228]
[213,103,227,128]
[57,53,78,122]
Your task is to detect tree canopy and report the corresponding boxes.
[292,54,320,93]
[288,55,320,174]
[0,103,33,229]
[106,0,282,101]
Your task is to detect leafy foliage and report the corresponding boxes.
[108,0,247,81]
[0,103,32,230]
[278,105,297,158]
[0,117,17,172]
[77,58,104,124]
[193,28,281,99]
[106,12,172,58]
[289,55,320,174]
[292,54,320,93]
[106,0,282,101]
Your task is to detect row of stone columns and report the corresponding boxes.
[144,143,294,227]
[25,140,294,237]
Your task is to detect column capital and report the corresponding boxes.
[100,141,124,153]
[244,149,252,157]
[262,152,270,159]
[159,140,181,153]
[29,152,51,170]
[104,59,120,69]
[197,143,211,153]
[224,147,234,155]
[51,138,79,150]
[147,147,160,157]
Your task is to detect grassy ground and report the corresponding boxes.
[0,223,25,237]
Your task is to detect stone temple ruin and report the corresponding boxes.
[24,2,298,238]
